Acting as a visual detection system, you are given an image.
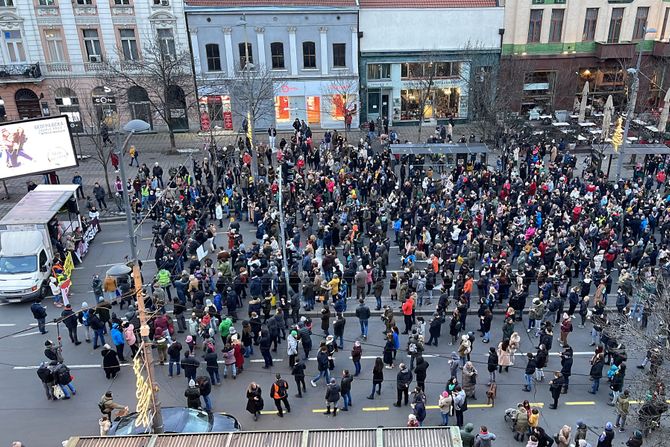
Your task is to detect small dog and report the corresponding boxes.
[486,382,497,407]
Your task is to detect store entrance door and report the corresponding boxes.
[381,93,389,121]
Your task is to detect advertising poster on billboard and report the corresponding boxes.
[0,115,77,181]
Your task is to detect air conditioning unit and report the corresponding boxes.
[89,55,100,63]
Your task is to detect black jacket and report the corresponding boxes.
[61,309,78,329]
[590,359,604,379]
[181,356,200,375]
[525,357,537,375]
[291,361,306,378]
[31,303,47,319]
[325,383,341,402]
[355,304,371,320]
[316,350,329,371]
[333,318,346,337]
[414,359,429,382]
[396,368,413,390]
[340,374,353,394]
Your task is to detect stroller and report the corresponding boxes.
[504,407,519,431]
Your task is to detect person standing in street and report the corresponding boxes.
[271,373,291,417]
[110,323,125,362]
[181,351,200,383]
[246,382,264,421]
[351,340,363,377]
[523,353,536,392]
[185,379,201,409]
[72,172,84,199]
[268,126,277,149]
[549,371,565,409]
[128,145,139,167]
[324,378,341,417]
[355,299,370,339]
[30,301,48,334]
[614,390,630,431]
[196,375,213,412]
[453,385,467,427]
[101,344,121,379]
[36,362,55,400]
[340,369,353,411]
[61,304,81,345]
[311,345,330,386]
[291,358,307,398]
[93,182,107,210]
[474,426,496,447]
[394,363,412,407]
[589,352,605,394]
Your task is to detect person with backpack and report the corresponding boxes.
[37,362,55,400]
[52,361,76,399]
[98,391,127,420]
[270,373,291,417]
[30,301,48,334]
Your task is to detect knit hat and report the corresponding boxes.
[189,379,196,387]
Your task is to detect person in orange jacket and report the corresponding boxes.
[402,294,415,334]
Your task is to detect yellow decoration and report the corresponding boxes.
[133,352,152,428]
[611,117,623,152]
[246,111,253,148]
[63,252,74,278]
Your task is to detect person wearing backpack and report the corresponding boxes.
[98,391,127,420]
[270,373,291,417]
[52,361,76,399]
[37,362,55,400]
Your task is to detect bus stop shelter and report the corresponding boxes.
[594,144,670,179]
[390,143,490,168]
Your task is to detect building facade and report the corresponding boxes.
[358,0,504,126]
[0,0,190,132]
[502,0,670,114]
[185,0,360,132]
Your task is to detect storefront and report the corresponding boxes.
[273,79,359,131]
[363,61,470,126]
[198,95,233,131]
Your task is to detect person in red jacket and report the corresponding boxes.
[402,295,415,334]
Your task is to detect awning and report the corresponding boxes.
[390,143,489,155]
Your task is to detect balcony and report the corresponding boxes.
[46,62,71,74]
[84,61,103,72]
[73,4,96,15]
[36,5,59,16]
[595,42,637,60]
[111,4,134,15]
[0,63,42,83]
[653,41,670,58]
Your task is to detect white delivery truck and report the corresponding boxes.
[0,184,91,303]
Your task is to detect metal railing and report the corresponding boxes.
[0,62,41,80]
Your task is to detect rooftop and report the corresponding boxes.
[186,0,358,7]
[359,0,498,7]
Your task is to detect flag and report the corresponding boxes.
[246,111,253,148]
[63,252,74,278]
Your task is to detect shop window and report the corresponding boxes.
[303,41,316,69]
[330,94,350,120]
[528,9,543,43]
[608,8,624,43]
[306,96,320,123]
[401,89,427,121]
[275,96,290,122]
[270,42,284,69]
[582,8,598,42]
[435,88,460,119]
[205,43,221,72]
[367,64,390,80]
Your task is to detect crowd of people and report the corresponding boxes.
[31,119,670,445]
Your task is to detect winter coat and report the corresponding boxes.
[462,365,478,396]
[246,386,264,414]
[325,383,341,402]
[101,347,121,376]
[557,425,571,447]
[123,324,137,346]
[496,343,513,367]
[110,324,124,346]
[438,393,453,415]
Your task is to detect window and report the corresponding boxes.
[0,0,13,6]
[3,30,25,62]
[401,63,425,79]
[434,62,460,78]
[205,43,221,71]
[76,0,93,4]
[270,42,284,69]
[238,42,253,69]
[367,63,390,80]
[82,29,102,61]
[38,0,55,5]
[302,41,316,69]
[633,7,649,40]
[114,0,130,4]
[549,9,564,42]
[333,43,346,68]
[662,8,670,40]
[582,8,599,42]
[119,28,138,61]
[528,9,543,43]
[153,0,168,4]
[608,8,624,43]
[157,28,175,58]
[45,29,65,62]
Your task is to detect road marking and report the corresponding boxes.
[102,240,124,245]
[141,237,153,241]
[362,407,389,411]
[12,331,42,338]
[259,410,278,415]
[13,363,130,370]
[564,401,595,406]
[469,404,493,409]
[249,358,284,363]
[0,323,16,327]
[311,409,327,413]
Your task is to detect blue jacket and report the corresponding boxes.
[111,324,124,346]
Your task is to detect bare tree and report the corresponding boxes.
[606,272,670,443]
[50,77,115,197]
[401,55,439,143]
[99,35,196,151]
[321,70,359,136]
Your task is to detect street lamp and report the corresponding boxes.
[236,13,258,174]
[116,118,164,434]
[616,27,657,179]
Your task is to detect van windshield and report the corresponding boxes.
[0,255,38,274]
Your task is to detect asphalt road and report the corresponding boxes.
[0,217,653,447]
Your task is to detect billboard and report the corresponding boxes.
[0,115,77,181]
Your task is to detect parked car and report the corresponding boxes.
[109,407,241,435]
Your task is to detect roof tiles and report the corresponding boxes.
[359,0,498,7]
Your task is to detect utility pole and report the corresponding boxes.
[117,131,164,434]
[616,27,656,179]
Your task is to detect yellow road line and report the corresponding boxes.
[311,409,328,413]
[530,403,545,407]
[259,410,278,415]
[564,401,595,406]
[426,405,439,410]
[362,407,389,411]
[469,404,492,409]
